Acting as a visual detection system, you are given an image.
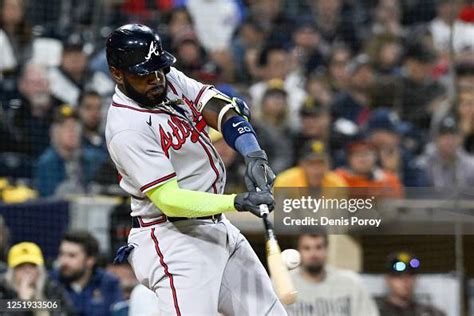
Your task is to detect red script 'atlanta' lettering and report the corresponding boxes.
[159,116,195,157]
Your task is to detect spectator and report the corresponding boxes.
[163,7,194,48]
[186,0,239,52]
[260,81,289,129]
[305,72,333,106]
[308,0,361,52]
[0,0,32,73]
[106,262,136,301]
[107,262,137,316]
[376,252,445,316]
[48,40,88,106]
[253,83,293,173]
[186,0,239,81]
[371,0,404,37]
[0,242,75,315]
[365,34,403,76]
[34,105,107,197]
[231,18,266,82]
[248,0,294,46]
[172,29,219,83]
[275,140,347,189]
[429,0,474,56]
[396,43,444,133]
[335,140,403,197]
[9,63,61,159]
[331,54,375,127]
[77,90,106,151]
[51,231,123,316]
[325,44,351,93]
[286,234,379,316]
[456,85,474,154]
[291,99,332,164]
[366,108,429,187]
[417,116,474,188]
[292,22,324,75]
[249,43,305,128]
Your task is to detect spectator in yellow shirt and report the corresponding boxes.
[275,140,347,188]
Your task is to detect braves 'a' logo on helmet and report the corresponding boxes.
[145,41,161,61]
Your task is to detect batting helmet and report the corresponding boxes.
[106,24,176,76]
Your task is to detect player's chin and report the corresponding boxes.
[147,89,165,102]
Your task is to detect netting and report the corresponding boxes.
[1,0,474,314]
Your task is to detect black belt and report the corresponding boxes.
[132,214,222,228]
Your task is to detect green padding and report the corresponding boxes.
[146,179,237,217]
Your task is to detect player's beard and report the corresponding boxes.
[123,76,167,108]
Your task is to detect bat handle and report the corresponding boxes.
[259,204,270,216]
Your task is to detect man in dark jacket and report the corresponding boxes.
[50,231,123,316]
[376,252,446,316]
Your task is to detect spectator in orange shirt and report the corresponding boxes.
[335,140,403,197]
[275,140,347,189]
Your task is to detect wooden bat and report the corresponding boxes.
[260,205,298,305]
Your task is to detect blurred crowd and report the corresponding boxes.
[0,1,471,315]
[2,0,474,200]
[0,222,447,316]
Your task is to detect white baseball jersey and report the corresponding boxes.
[106,67,226,218]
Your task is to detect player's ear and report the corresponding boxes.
[110,67,124,85]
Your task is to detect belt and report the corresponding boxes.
[132,214,222,228]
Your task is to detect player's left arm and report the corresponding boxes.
[201,92,275,192]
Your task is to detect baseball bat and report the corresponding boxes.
[260,204,297,305]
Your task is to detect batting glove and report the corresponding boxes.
[234,191,275,217]
[244,150,276,192]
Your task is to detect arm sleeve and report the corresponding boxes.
[146,179,237,217]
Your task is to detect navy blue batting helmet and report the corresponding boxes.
[106,24,176,75]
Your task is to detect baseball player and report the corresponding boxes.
[105,24,287,316]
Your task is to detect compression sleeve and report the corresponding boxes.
[146,179,237,217]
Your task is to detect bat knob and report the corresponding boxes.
[259,204,269,216]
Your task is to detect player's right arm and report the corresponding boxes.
[108,129,272,218]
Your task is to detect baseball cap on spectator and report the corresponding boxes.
[386,251,421,274]
[62,33,86,53]
[347,54,371,75]
[299,140,328,162]
[8,242,44,268]
[404,43,436,63]
[366,108,410,135]
[53,104,78,123]
[263,79,287,98]
[299,97,329,117]
[459,3,474,23]
[436,116,459,135]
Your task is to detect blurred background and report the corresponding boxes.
[1,0,474,315]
